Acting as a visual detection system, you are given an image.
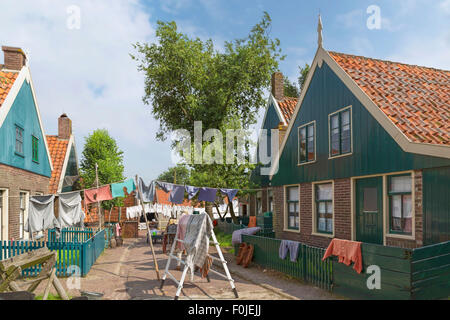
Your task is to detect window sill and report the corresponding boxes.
[311,231,334,238]
[297,160,317,167]
[328,152,352,160]
[14,152,24,158]
[283,228,300,233]
[32,160,39,164]
[386,233,414,241]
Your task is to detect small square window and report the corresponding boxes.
[329,107,352,157]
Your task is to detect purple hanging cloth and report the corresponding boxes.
[219,188,239,202]
[197,187,217,202]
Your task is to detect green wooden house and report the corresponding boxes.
[264,25,450,250]
[0,46,53,241]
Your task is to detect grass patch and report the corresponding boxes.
[213,231,235,254]
[35,293,72,300]
[56,249,80,265]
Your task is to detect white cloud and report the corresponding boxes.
[440,0,450,14]
[0,0,173,182]
[160,0,191,14]
[336,9,364,29]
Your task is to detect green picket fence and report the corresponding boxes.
[216,220,275,238]
[0,228,106,277]
[48,227,95,243]
[241,234,332,290]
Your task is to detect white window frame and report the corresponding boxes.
[267,188,274,213]
[328,105,353,159]
[283,184,300,233]
[297,120,317,166]
[19,191,29,240]
[0,189,8,241]
[312,180,335,238]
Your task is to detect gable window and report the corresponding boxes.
[32,136,39,163]
[329,106,351,157]
[15,125,24,155]
[285,186,299,230]
[315,183,333,234]
[388,175,412,235]
[298,121,315,164]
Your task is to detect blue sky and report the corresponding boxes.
[1,0,449,183]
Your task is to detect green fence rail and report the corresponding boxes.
[48,227,95,243]
[241,234,332,290]
[0,228,106,277]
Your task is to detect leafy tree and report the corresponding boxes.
[298,63,310,92]
[80,129,125,213]
[283,76,299,97]
[157,164,190,184]
[131,12,283,141]
[132,13,283,223]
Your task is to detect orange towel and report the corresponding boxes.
[247,216,257,228]
[322,238,363,274]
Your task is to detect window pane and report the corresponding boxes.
[341,110,350,125]
[300,139,306,162]
[403,195,412,218]
[326,218,333,233]
[307,124,314,138]
[391,195,402,217]
[318,202,326,214]
[307,136,314,161]
[288,187,299,201]
[316,184,332,200]
[331,115,339,129]
[390,175,412,193]
[331,130,340,155]
[326,201,333,214]
[318,217,326,232]
[363,188,378,211]
[300,127,306,140]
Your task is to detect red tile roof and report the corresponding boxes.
[277,97,298,123]
[0,71,18,108]
[329,51,450,145]
[46,135,69,194]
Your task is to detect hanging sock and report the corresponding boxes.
[138,178,156,202]
[198,187,217,202]
[111,179,136,198]
[169,185,185,204]
[85,185,113,204]
[220,188,239,202]
[185,185,200,200]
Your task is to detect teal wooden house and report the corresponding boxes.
[261,25,450,250]
[0,46,54,241]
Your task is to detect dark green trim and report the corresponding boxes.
[31,135,39,163]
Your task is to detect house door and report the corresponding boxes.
[355,177,383,244]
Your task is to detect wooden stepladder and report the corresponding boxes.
[160,218,239,300]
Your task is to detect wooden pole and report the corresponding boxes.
[95,163,102,230]
[135,175,160,280]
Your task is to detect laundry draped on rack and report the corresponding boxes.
[58,191,85,229]
[183,213,214,280]
[84,185,113,204]
[111,179,136,198]
[25,195,60,234]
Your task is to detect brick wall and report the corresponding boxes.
[385,170,423,249]
[85,191,137,223]
[0,164,50,240]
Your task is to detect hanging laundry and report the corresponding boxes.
[220,188,239,202]
[156,181,174,193]
[25,195,59,234]
[322,238,363,274]
[84,185,113,204]
[111,179,136,198]
[231,227,261,245]
[177,214,191,251]
[279,240,300,262]
[247,216,257,228]
[169,185,185,204]
[58,191,85,229]
[185,185,200,200]
[198,187,217,202]
[138,178,156,202]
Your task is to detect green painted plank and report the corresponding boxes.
[333,262,411,290]
[362,243,412,259]
[412,253,450,273]
[361,253,411,273]
[412,263,450,282]
[411,282,450,300]
[333,284,411,300]
[412,272,450,290]
[412,241,450,261]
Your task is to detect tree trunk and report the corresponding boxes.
[229,202,238,224]
[213,203,225,220]
[205,202,214,221]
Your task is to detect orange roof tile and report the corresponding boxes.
[0,71,18,108]
[46,135,69,194]
[329,52,450,145]
[277,97,298,123]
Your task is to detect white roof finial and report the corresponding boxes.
[317,14,323,48]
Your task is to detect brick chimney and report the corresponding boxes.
[58,114,72,140]
[2,46,27,71]
[271,72,284,100]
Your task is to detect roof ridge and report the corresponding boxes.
[328,51,450,73]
